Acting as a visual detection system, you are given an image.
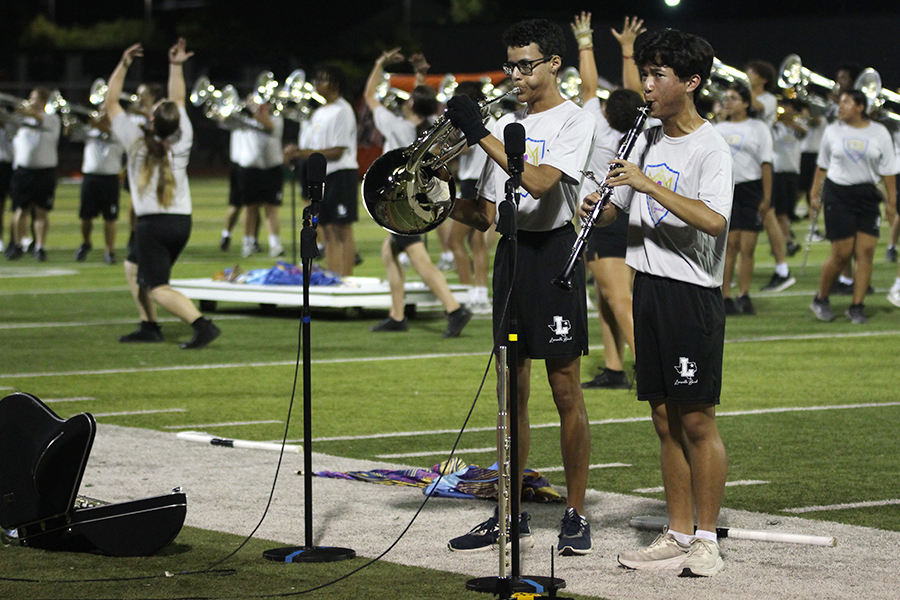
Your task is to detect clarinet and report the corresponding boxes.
[552,103,651,291]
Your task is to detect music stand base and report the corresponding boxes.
[263,545,356,563]
[465,575,566,597]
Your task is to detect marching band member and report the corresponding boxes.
[6,88,61,261]
[809,89,897,324]
[445,18,596,556]
[107,38,221,349]
[584,27,733,577]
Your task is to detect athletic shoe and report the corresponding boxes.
[581,368,630,390]
[448,508,534,552]
[443,306,472,338]
[253,239,263,254]
[809,296,835,322]
[888,288,900,308]
[370,317,408,332]
[269,242,285,258]
[760,271,796,292]
[34,247,47,262]
[786,240,801,257]
[735,294,756,315]
[557,507,592,555]
[679,537,724,577]
[22,238,34,254]
[74,243,91,262]
[810,228,825,243]
[830,280,853,295]
[723,297,741,315]
[617,527,691,570]
[241,238,254,259]
[104,251,116,265]
[180,318,221,349]
[887,245,898,263]
[5,243,23,260]
[119,321,164,343]
[0,239,4,253]
[354,252,364,266]
[469,300,492,315]
[220,235,231,251]
[437,253,455,272]
[398,252,410,269]
[845,304,867,325]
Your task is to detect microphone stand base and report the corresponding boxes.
[263,545,356,563]
[465,575,566,598]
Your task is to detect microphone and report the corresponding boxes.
[307,152,327,204]
[504,122,525,177]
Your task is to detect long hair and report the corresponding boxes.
[138,101,180,208]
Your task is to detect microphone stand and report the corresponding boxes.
[466,160,565,599]
[263,159,355,564]
[289,162,298,266]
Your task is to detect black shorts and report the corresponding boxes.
[134,214,192,290]
[729,179,764,232]
[492,224,589,360]
[633,272,724,405]
[0,161,11,204]
[320,169,359,225]
[10,167,56,211]
[586,209,627,261]
[772,172,799,217]
[799,152,818,196]
[390,233,422,253]
[822,178,882,241]
[228,165,241,208]
[79,173,120,221]
[232,165,284,207]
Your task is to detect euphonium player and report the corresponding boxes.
[445,18,596,556]
[582,28,733,576]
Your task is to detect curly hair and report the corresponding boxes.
[502,19,566,60]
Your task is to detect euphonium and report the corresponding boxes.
[362,86,520,235]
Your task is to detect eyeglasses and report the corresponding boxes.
[501,56,553,76]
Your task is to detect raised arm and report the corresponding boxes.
[167,37,194,108]
[364,47,403,113]
[571,12,598,107]
[409,52,430,88]
[105,43,143,121]
[612,16,646,94]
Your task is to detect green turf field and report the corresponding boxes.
[1,176,899,599]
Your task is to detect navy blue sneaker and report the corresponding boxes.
[448,507,534,552]
[558,507,592,555]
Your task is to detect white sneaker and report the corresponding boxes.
[679,537,724,577]
[469,301,492,315]
[617,528,691,570]
[398,252,410,269]
[0,239,4,252]
[888,288,900,308]
[269,242,284,258]
[241,239,255,259]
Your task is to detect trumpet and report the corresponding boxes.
[362,87,520,235]
[552,103,651,291]
[89,78,139,107]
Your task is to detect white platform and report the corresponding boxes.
[170,277,468,314]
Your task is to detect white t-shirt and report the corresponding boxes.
[372,105,416,153]
[756,91,778,127]
[772,120,804,174]
[714,118,773,183]
[817,120,898,185]
[299,97,358,175]
[112,105,193,216]
[12,113,60,169]
[611,121,734,288]
[477,100,595,232]
[82,129,124,175]
[580,97,620,202]
[457,115,495,182]
[229,114,284,169]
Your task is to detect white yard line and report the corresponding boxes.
[782,498,900,514]
[634,479,770,494]
[163,420,283,429]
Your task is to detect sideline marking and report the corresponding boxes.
[0,268,79,279]
[0,285,129,295]
[376,447,496,459]
[43,396,95,403]
[782,498,900,514]
[164,420,282,429]
[634,479,769,494]
[92,408,186,417]
[540,463,631,472]
[0,315,247,330]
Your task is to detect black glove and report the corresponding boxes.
[446,95,489,147]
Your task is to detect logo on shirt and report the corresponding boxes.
[843,138,869,163]
[674,356,699,386]
[643,163,681,225]
[548,315,572,344]
[722,133,745,156]
[520,137,545,199]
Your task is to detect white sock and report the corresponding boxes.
[775,262,789,277]
[694,529,718,543]
[222,230,230,238]
[670,529,694,546]
[441,251,453,262]
[839,275,854,285]
[892,277,900,291]
[269,234,281,248]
